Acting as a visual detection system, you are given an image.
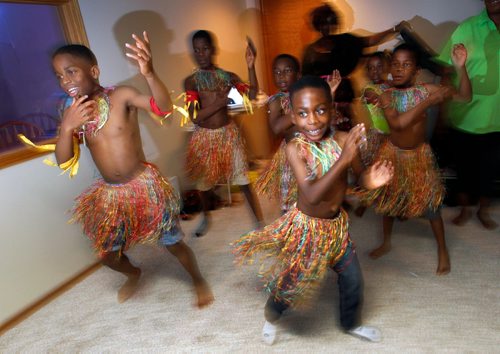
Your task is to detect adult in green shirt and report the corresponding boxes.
[438,0,500,229]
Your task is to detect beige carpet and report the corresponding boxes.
[1,196,499,353]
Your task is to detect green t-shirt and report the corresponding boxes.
[437,10,500,134]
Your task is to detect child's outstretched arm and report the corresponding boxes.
[450,43,471,103]
[286,124,365,205]
[245,42,259,99]
[125,31,173,114]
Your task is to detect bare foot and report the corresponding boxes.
[194,280,214,308]
[118,269,141,303]
[452,208,471,226]
[476,210,498,230]
[369,243,391,259]
[436,248,451,275]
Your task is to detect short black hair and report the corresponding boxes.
[366,51,386,61]
[311,4,339,32]
[52,44,97,65]
[289,76,332,107]
[393,43,420,67]
[192,30,215,47]
[273,54,300,73]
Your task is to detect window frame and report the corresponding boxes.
[0,0,89,169]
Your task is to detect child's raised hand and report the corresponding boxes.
[364,160,394,189]
[451,43,467,68]
[245,44,256,69]
[125,31,154,77]
[61,96,97,132]
[342,123,365,163]
[327,70,342,96]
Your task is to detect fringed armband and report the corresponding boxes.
[183,90,200,126]
[149,96,191,127]
[235,82,254,114]
[17,133,81,178]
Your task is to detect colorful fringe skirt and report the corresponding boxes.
[255,139,297,211]
[186,122,248,187]
[71,163,180,257]
[357,140,445,218]
[232,207,350,307]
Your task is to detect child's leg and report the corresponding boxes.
[477,196,498,230]
[334,246,381,342]
[334,247,363,331]
[428,211,451,275]
[166,241,214,308]
[452,192,472,226]
[240,184,265,228]
[194,190,212,237]
[262,295,289,345]
[101,251,141,303]
[369,215,394,259]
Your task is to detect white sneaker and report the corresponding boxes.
[262,321,277,345]
[348,325,382,342]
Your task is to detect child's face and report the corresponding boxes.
[192,38,214,69]
[53,53,98,98]
[366,57,385,84]
[390,50,418,88]
[273,58,299,92]
[291,87,331,142]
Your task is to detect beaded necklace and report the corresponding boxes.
[193,67,233,91]
[294,130,342,181]
[389,84,428,113]
[60,86,112,144]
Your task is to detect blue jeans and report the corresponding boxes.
[265,242,364,330]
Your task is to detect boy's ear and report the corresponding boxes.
[90,65,100,81]
[290,110,298,125]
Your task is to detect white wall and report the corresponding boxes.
[0,151,97,323]
[0,0,484,325]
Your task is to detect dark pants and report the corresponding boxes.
[452,129,500,199]
[264,243,363,331]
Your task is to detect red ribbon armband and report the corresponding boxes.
[234,82,250,95]
[185,90,200,103]
[150,97,173,117]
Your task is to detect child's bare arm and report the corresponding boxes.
[55,96,95,164]
[450,43,472,103]
[286,125,364,205]
[125,31,172,113]
[245,43,259,99]
[267,98,293,135]
[183,77,228,124]
[381,88,450,131]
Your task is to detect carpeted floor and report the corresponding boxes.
[1,196,499,353]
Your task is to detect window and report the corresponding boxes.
[0,0,88,169]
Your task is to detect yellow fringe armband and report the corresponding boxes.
[242,93,254,115]
[18,134,81,178]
